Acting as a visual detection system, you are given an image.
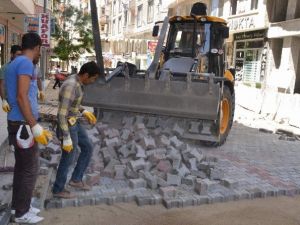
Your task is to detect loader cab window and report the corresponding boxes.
[167,22,208,59]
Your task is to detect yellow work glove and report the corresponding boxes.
[62,136,73,152]
[38,90,45,102]
[82,110,97,125]
[2,99,10,112]
[31,124,52,145]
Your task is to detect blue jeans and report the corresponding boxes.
[52,122,93,194]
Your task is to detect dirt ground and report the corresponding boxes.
[40,196,300,225]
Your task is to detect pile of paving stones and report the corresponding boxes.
[44,113,240,208]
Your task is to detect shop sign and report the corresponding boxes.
[24,16,39,33]
[38,13,50,47]
[228,14,264,32]
[234,29,266,40]
[147,40,158,67]
[0,25,5,44]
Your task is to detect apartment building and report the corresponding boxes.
[266,0,300,94]
[98,0,210,69]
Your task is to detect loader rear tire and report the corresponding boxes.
[202,86,234,147]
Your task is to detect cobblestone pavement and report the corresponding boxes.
[44,121,300,210]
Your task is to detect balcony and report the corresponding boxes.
[268,18,300,38]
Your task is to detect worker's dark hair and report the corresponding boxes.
[10,45,22,54]
[21,33,42,50]
[78,61,100,77]
[190,2,207,16]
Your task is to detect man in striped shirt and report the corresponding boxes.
[52,61,100,198]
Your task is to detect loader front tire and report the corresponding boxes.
[202,85,234,147]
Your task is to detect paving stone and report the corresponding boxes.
[189,121,201,134]
[144,172,158,189]
[156,160,172,173]
[130,158,146,172]
[173,123,184,136]
[46,142,61,154]
[188,158,198,170]
[96,123,108,133]
[148,153,166,164]
[86,172,101,186]
[135,144,146,158]
[146,116,158,129]
[210,168,224,180]
[135,115,145,124]
[153,127,163,136]
[159,186,177,198]
[146,148,167,157]
[89,135,100,144]
[208,193,224,203]
[176,164,190,177]
[102,159,120,178]
[157,177,169,187]
[222,178,239,189]
[122,116,134,128]
[162,198,183,209]
[169,136,184,148]
[121,129,132,141]
[135,123,146,130]
[157,135,171,147]
[140,136,156,149]
[167,173,181,186]
[125,167,139,179]
[182,175,196,186]
[104,137,121,148]
[39,166,49,175]
[129,178,147,189]
[195,178,218,195]
[114,165,126,179]
[191,170,207,179]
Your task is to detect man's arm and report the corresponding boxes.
[0,79,5,100]
[37,78,43,92]
[17,75,37,127]
[58,85,76,139]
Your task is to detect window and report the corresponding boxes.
[101,24,105,32]
[113,0,116,16]
[147,0,154,23]
[101,7,105,15]
[112,19,115,35]
[251,0,258,10]
[124,10,128,27]
[119,0,122,13]
[137,5,143,27]
[118,16,122,33]
[218,0,224,17]
[231,0,237,15]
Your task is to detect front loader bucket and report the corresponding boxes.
[83,73,223,142]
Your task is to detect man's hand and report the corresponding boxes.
[38,90,45,102]
[2,99,10,112]
[32,124,52,145]
[62,136,73,152]
[82,110,97,125]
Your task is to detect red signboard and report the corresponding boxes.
[38,13,50,47]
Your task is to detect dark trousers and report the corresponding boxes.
[52,122,93,193]
[7,121,39,218]
[53,79,61,89]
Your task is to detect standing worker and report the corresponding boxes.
[0,45,22,152]
[52,61,99,198]
[5,33,52,224]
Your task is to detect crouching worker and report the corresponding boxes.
[52,61,99,198]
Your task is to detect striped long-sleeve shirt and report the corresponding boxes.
[58,74,84,138]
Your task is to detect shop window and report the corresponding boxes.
[137,5,143,27]
[101,7,105,15]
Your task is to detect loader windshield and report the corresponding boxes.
[168,22,210,58]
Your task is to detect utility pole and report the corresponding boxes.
[90,0,104,75]
[40,0,47,89]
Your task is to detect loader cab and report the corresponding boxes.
[159,16,229,77]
